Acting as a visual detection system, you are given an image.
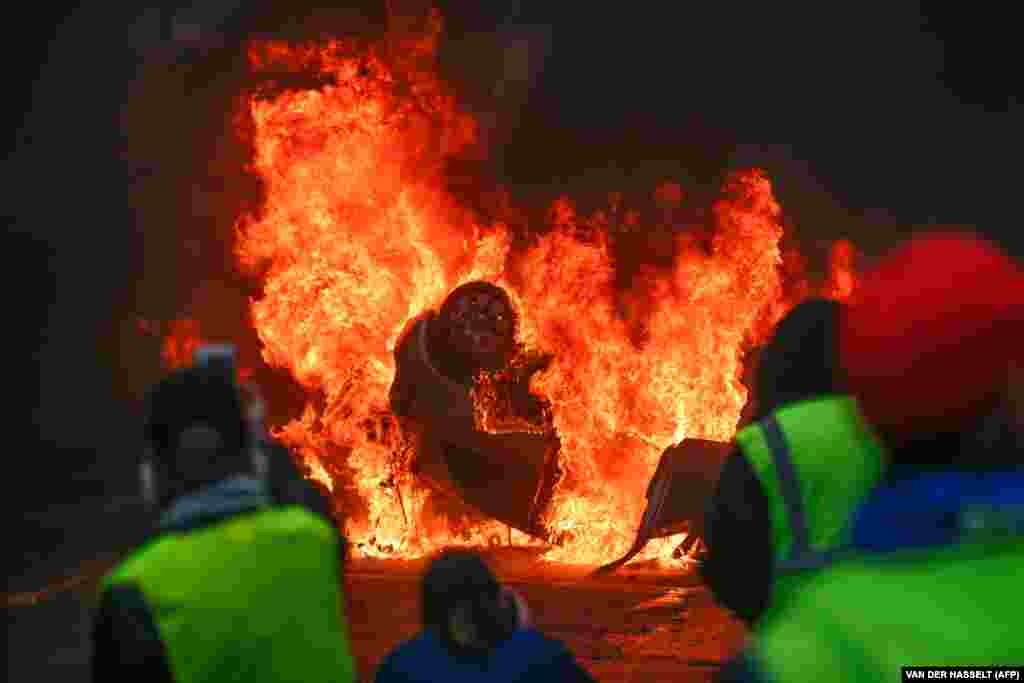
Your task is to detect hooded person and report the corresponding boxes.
[722,232,1024,682]
[700,298,887,626]
[91,346,356,683]
[374,549,595,683]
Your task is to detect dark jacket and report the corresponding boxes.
[264,439,349,564]
[374,628,597,683]
[700,449,773,624]
[265,440,337,525]
[91,473,344,682]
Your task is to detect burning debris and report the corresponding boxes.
[142,14,861,567]
[594,439,732,574]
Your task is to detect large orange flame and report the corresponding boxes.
[513,172,785,563]
[230,23,852,565]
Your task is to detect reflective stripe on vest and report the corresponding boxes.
[762,415,846,573]
[736,396,886,577]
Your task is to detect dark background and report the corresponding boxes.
[5,3,1021,674]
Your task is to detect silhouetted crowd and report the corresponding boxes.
[90,231,1024,682]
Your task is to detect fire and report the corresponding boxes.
[516,173,784,563]
[230,21,850,565]
[825,239,857,300]
[161,319,204,370]
[158,317,256,380]
[236,26,510,558]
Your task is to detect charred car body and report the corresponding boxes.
[594,438,731,573]
[389,281,562,538]
[389,281,733,567]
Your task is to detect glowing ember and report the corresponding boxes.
[230,21,849,565]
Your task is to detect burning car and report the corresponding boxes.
[390,280,733,567]
[389,281,562,539]
[226,33,808,564]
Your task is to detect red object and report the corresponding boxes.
[839,232,1024,445]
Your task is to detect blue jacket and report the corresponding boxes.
[374,628,596,683]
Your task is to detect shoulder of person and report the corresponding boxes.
[511,631,596,682]
[491,628,580,673]
[746,587,853,683]
[92,582,173,683]
[374,632,447,680]
[715,652,766,683]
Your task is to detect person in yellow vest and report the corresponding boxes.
[722,232,1024,682]
[90,346,356,683]
[701,298,887,626]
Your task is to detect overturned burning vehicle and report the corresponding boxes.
[389,281,562,538]
[387,280,731,565]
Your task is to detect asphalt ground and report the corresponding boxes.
[7,504,745,682]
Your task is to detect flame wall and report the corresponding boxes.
[146,19,853,565]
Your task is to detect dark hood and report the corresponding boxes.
[754,298,842,418]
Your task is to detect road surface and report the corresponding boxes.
[347,552,746,681]
[8,537,746,682]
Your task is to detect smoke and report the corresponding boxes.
[727,144,909,274]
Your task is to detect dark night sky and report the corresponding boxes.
[6,1,1022,510]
